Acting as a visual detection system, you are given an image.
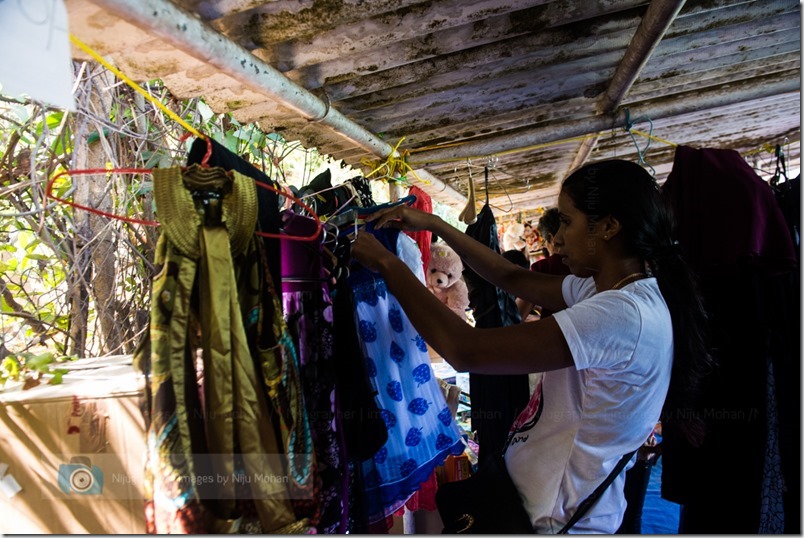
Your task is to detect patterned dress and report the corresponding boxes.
[349,227,465,523]
[281,210,346,533]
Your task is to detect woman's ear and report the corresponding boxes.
[601,215,622,240]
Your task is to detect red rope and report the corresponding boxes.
[47,168,323,241]
[46,168,159,226]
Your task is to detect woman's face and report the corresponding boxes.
[553,191,604,277]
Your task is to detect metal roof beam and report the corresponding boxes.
[87,0,396,160]
[568,0,686,175]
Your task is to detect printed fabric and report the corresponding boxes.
[135,167,312,534]
[349,227,464,523]
[281,210,346,533]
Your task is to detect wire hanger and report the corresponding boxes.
[771,142,789,187]
[47,160,323,242]
[623,108,656,176]
[474,157,514,213]
[46,167,158,226]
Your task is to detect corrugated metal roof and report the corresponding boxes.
[66,0,801,216]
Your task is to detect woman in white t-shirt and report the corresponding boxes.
[351,159,712,533]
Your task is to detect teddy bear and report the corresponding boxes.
[502,221,527,253]
[427,242,470,320]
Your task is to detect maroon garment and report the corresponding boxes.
[661,145,800,533]
[280,210,327,293]
[530,253,570,318]
[530,253,571,276]
[661,145,796,277]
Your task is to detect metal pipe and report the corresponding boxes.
[409,74,800,166]
[566,0,685,177]
[410,168,467,204]
[598,0,687,115]
[567,137,599,176]
[86,0,396,160]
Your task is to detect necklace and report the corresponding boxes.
[611,272,646,290]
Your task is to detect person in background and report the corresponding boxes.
[516,207,572,320]
[532,207,570,273]
[350,159,712,533]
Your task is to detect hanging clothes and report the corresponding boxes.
[661,145,799,534]
[331,261,389,534]
[280,210,346,533]
[297,168,359,215]
[405,185,433,276]
[187,137,283,290]
[349,224,465,523]
[773,173,800,262]
[188,139,318,518]
[462,171,530,465]
[135,165,310,533]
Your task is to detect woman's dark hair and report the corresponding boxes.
[537,207,562,242]
[561,159,713,446]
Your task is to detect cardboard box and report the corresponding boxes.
[0,356,146,533]
[436,453,471,485]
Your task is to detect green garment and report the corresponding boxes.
[136,165,313,533]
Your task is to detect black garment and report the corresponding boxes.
[331,257,388,462]
[187,137,282,287]
[297,168,356,216]
[661,146,799,534]
[773,174,800,263]
[462,202,530,465]
[617,458,655,534]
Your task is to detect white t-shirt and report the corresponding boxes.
[503,275,673,534]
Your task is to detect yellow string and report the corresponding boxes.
[629,129,677,148]
[742,143,777,157]
[69,34,205,140]
[360,137,430,186]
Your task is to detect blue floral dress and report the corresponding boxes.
[349,227,465,523]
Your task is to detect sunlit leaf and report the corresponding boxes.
[48,369,69,385]
[25,253,50,261]
[1,357,21,378]
[197,100,214,122]
[25,352,55,372]
[224,133,238,153]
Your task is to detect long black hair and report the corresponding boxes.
[561,159,713,446]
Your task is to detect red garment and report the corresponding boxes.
[405,185,433,275]
[393,471,439,516]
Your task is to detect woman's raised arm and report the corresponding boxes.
[364,205,568,313]
[350,231,573,374]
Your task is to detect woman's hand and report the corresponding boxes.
[351,233,397,274]
[363,204,439,232]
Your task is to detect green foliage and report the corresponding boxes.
[0,352,77,389]
[0,62,361,360]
